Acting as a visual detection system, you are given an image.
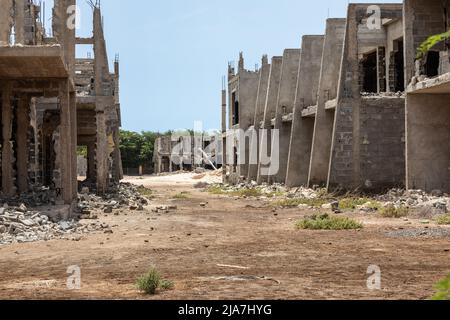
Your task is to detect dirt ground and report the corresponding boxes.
[0,173,449,300]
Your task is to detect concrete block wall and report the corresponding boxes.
[328,4,405,191]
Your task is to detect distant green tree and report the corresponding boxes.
[119,130,160,169]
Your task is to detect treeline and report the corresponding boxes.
[119,130,171,169]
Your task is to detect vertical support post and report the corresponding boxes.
[59,79,73,204]
[2,82,15,197]
[16,95,29,193]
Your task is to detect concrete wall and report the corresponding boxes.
[286,35,324,187]
[270,49,301,183]
[308,19,346,187]
[406,94,450,193]
[257,56,283,183]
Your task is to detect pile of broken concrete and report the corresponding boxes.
[77,182,150,216]
[0,183,151,246]
[0,203,111,245]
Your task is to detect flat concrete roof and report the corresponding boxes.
[0,45,69,79]
[407,73,450,94]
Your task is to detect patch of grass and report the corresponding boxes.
[207,186,264,198]
[172,192,190,199]
[339,197,381,210]
[437,215,450,225]
[136,267,173,295]
[296,214,363,230]
[137,186,154,198]
[380,205,409,218]
[431,273,450,300]
[272,197,329,208]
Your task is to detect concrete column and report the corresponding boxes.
[70,92,77,197]
[96,110,108,194]
[0,0,13,45]
[2,82,15,197]
[14,0,25,44]
[257,56,283,184]
[87,142,96,181]
[248,57,270,182]
[112,127,123,182]
[308,19,346,187]
[271,49,301,184]
[58,79,73,204]
[286,36,324,187]
[16,96,29,194]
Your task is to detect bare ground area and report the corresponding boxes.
[0,173,449,300]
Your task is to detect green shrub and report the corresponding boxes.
[137,186,154,198]
[380,205,409,218]
[431,273,450,300]
[296,214,363,230]
[136,267,173,295]
[272,198,329,208]
[437,215,450,225]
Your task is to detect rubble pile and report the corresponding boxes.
[0,204,111,245]
[77,183,150,214]
[0,183,151,246]
[376,189,450,215]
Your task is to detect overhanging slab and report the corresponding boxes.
[0,45,69,79]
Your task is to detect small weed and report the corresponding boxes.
[137,186,154,199]
[339,197,380,210]
[272,198,329,208]
[136,267,173,295]
[207,186,263,198]
[431,273,450,300]
[437,215,450,225]
[296,214,363,230]
[172,192,190,199]
[380,205,409,218]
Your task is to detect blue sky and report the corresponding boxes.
[45,0,401,133]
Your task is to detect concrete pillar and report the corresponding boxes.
[87,142,96,181]
[96,110,108,194]
[286,35,325,187]
[248,56,270,182]
[16,96,29,194]
[70,92,77,197]
[14,0,25,44]
[58,79,74,204]
[1,82,15,197]
[308,19,346,187]
[257,56,283,184]
[0,0,13,45]
[270,49,301,184]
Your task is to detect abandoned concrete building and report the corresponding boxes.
[153,133,218,174]
[222,1,448,194]
[0,0,122,208]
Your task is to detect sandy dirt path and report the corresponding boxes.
[0,174,449,300]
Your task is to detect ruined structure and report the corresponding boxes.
[0,0,121,211]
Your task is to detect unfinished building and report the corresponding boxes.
[404,0,450,194]
[328,4,405,191]
[0,0,122,210]
[225,53,260,181]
